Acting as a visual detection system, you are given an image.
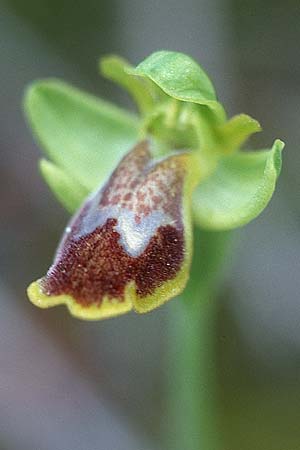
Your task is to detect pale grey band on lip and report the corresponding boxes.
[74,203,174,258]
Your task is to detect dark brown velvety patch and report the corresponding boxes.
[42,219,184,306]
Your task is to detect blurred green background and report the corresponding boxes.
[1,0,300,449]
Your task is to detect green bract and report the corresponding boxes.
[24,50,283,228]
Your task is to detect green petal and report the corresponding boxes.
[128,50,226,123]
[216,113,261,154]
[24,79,140,191]
[100,55,158,114]
[192,139,284,230]
[39,159,88,213]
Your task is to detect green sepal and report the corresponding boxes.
[24,79,140,192]
[39,159,88,213]
[192,139,284,230]
[128,50,226,123]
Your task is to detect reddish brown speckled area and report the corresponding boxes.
[100,140,186,224]
[42,219,184,305]
[41,141,190,307]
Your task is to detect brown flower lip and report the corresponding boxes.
[28,140,195,319]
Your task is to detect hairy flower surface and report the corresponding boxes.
[28,141,198,319]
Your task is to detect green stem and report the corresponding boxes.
[165,227,232,450]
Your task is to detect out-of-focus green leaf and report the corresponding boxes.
[128,50,226,123]
[39,159,88,213]
[24,79,140,191]
[100,55,158,114]
[192,139,284,230]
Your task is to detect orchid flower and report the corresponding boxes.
[25,51,283,320]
